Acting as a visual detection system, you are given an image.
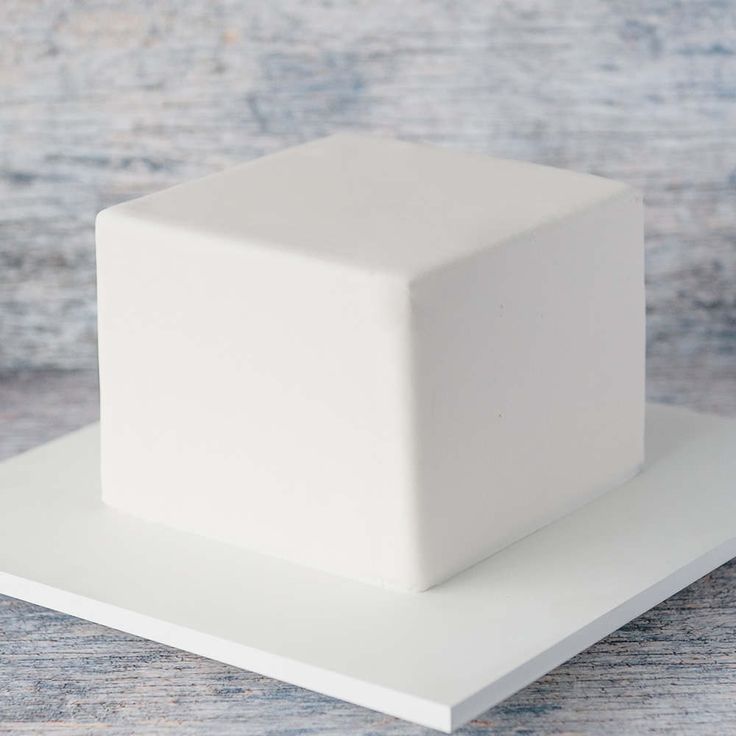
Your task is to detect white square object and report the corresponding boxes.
[96,134,644,592]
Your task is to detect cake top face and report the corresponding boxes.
[110,134,631,279]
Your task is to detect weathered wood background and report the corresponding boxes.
[1,0,735,387]
[1,0,736,733]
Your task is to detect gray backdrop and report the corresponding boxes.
[2,0,734,407]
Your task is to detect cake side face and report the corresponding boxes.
[409,187,645,588]
[96,207,424,591]
[96,136,644,592]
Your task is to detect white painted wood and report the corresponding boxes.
[0,403,735,732]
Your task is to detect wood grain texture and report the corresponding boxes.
[1,370,736,734]
[1,0,735,378]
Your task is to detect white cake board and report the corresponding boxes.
[1,404,735,732]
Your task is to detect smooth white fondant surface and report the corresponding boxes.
[0,405,734,732]
[102,134,632,278]
[96,135,644,591]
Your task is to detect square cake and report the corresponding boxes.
[96,134,644,592]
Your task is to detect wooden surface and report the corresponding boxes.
[0,371,735,734]
[1,0,735,376]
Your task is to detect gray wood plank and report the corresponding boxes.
[1,0,735,374]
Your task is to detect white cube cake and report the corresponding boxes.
[96,134,644,592]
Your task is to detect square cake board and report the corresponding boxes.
[1,404,735,733]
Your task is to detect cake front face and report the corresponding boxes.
[96,135,644,592]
